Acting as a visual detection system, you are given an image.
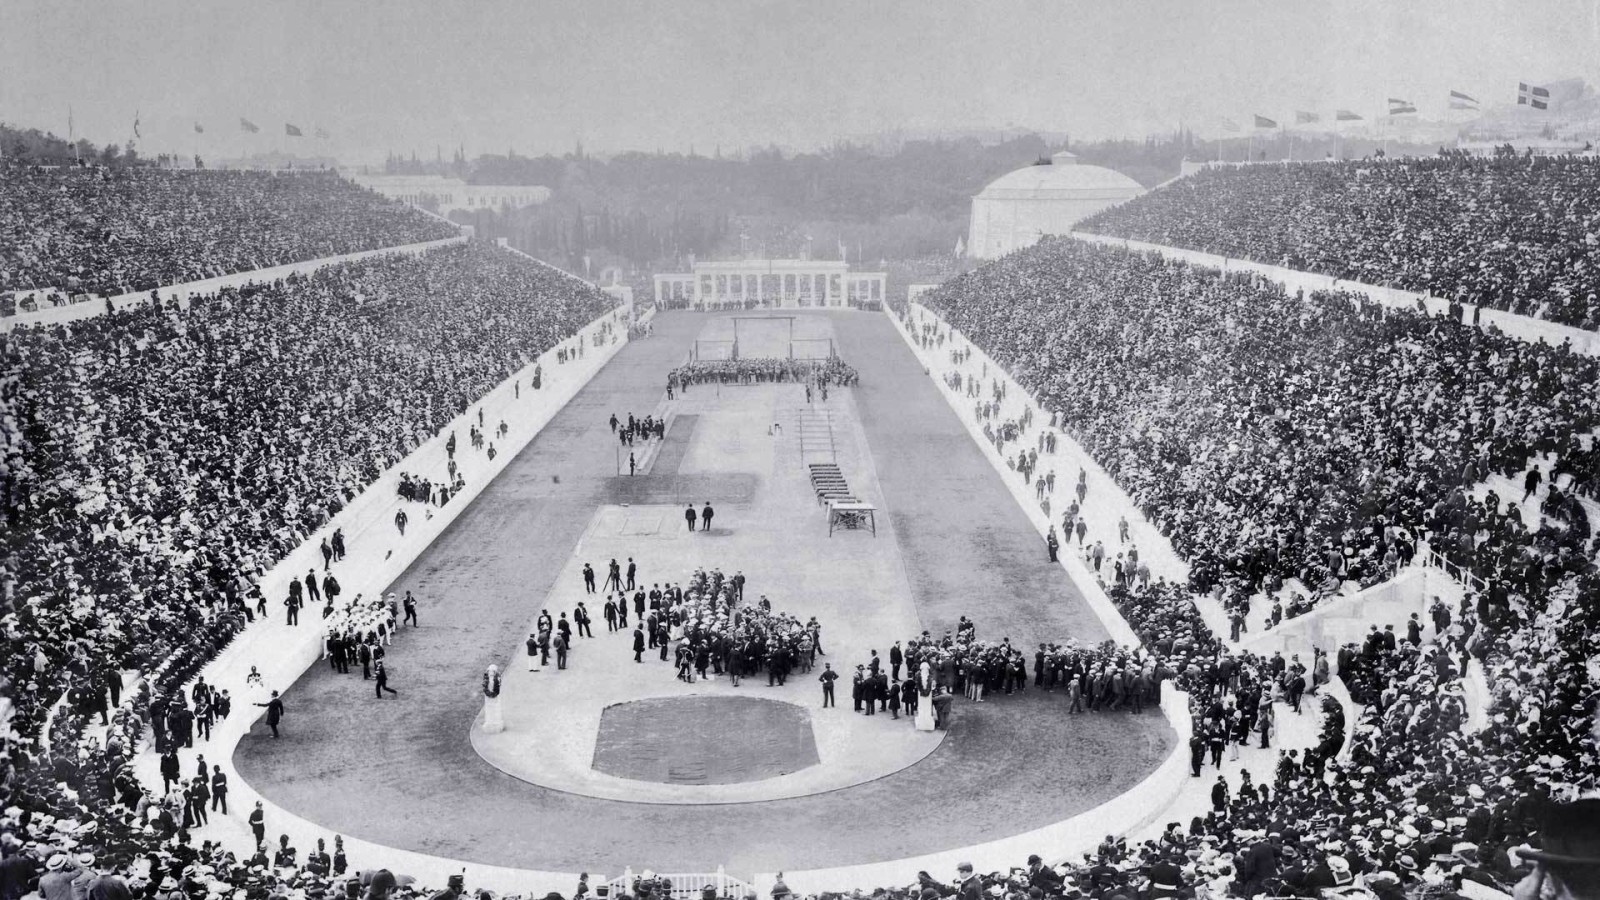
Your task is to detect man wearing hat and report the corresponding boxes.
[954,864,980,900]
[40,854,79,900]
[1513,797,1600,900]
[429,873,465,900]
[1025,855,1061,894]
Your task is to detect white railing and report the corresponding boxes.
[609,867,753,900]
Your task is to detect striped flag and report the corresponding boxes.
[1335,109,1363,121]
[1518,82,1550,110]
[285,123,303,137]
[194,122,205,134]
[1387,98,1417,115]
[1253,114,1278,129]
[240,118,260,133]
[1219,117,1240,133]
[1295,111,1319,124]
[315,126,330,139]
[1448,90,1479,110]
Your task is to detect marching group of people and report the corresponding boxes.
[667,356,858,391]
[1081,152,1600,331]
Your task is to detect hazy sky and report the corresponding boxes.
[2,0,1595,163]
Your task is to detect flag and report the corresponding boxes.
[1518,82,1551,110]
[1295,111,1319,124]
[1220,117,1240,133]
[1335,109,1363,121]
[1448,90,1479,110]
[1253,114,1278,129]
[133,112,141,139]
[285,123,303,137]
[315,126,330,139]
[193,122,205,134]
[240,118,260,133]
[1387,98,1417,115]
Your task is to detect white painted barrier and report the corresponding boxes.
[750,308,1198,894]
[2,235,469,331]
[128,306,628,896]
[1072,232,1600,357]
[763,686,1194,895]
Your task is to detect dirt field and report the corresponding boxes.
[232,311,1172,876]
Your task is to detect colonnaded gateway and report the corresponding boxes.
[654,258,888,308]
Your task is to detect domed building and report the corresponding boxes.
[967,152,1144,259]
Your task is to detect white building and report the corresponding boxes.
[966,152,1144,259]
[347,174,550,214]
[654,259,886,309]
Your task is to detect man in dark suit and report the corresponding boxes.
[889,642,904,681]
[1026,856,1062,894]
[1234,835,1280,899]
[633,627,645,662]
[254,691,285,738]
[684,504,697,531]
[955,864,980,900]
[1147,854,1186,899]
[818,664,837,707]
[701,502,714,531]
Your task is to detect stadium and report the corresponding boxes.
[2,4,1599,900]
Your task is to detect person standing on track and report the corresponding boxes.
[374,661,397,698]
[254,691,285,738]
[684,503,697,531]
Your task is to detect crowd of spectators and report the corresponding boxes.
[2,216,1599,900]
[896,235,1599,898]
[1,241,613,756]
[1,167,458,306]
[918,237,1600,600]
[1079,154,1600,330]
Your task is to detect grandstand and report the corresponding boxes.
[1079,155,1600,331]
[4,49,1600,900]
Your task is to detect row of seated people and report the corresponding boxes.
[1,167,458,306]
[1080,153,1600,331]
[916,237,1600,603]
[0,241,614,748]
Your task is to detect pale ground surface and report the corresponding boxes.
[233,310,1172,876]
[472,355,945,804]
